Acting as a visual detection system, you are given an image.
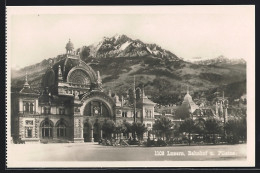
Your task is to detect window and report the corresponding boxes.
[25,120,33,125]
[122,111,127,117]
[147,123,152,128]
[27,129,32,138]
[25,127,33,138]
[57,121,66,138]
[23,102,34,114]
[43,106,51,115]
[25,102,29,112]
[30,103,34,113]
[59,108,65,115]
[41,120,53,138]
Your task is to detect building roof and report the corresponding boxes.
[19,73,38,95]
[20,87,37,94]
[140,89,156,106]
[142,96,156,105]
[181,89,199,113]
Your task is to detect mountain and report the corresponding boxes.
[11,35,247,105]
[78,34,180,61]
[192,55,246,66]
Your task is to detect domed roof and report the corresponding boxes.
[184,93,192,102]
[66,39,74,51]
[181,88,199,113]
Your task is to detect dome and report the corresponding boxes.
[184,93,192,102]
[182,92,199,113]
[66,39,74,51]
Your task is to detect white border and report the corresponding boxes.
[6,5,255,168]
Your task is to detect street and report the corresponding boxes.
[8,143,246,161]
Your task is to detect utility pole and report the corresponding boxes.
[133,75,136,123]
[217,91,228,141]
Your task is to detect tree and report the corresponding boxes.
[153,117,173,141]
[132,122,147,141]
[238,116,247,143]
[80,46,90,62]
[194,118,206,137]
[115,122,124,139]
[175,105,191,120]
[179,118,196,145]
[102,120,116,139]
[122,121,132,138]
[225,117,246,144]
[204,117,222,144]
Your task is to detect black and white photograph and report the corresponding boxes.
[6,5,255,167]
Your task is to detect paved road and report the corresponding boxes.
[8,143,246,161]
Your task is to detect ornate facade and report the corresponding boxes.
[11,40,156,143]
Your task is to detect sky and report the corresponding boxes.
[7,6,255,69]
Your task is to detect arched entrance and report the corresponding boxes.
[81,91,116,142]
[93,122,101,142]
[83,122,91,142]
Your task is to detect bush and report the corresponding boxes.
[146,139,156,147]
[226,135,239,144]
[128,139,139,145]
[156,139,167,147]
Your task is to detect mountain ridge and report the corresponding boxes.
[190,55,246,66]
[11,34,247,105]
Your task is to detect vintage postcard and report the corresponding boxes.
[6,5,255,168]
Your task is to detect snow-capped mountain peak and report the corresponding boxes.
[80,34,180,61]
[191,55,246,65]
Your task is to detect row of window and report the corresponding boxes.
[41,107,65,115]
[41,127,66,138]
[22,102,66,115]
[24,120,152,138]
[120,110,153,118]
[145,110,153,118]
[23,102,34,113]
[121,112,139,118]
[25,121,67,138]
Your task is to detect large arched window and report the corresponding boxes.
[41,120,53,138]
[57,121,66,138]
[67,69,90,85]
[84,100,110,117]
